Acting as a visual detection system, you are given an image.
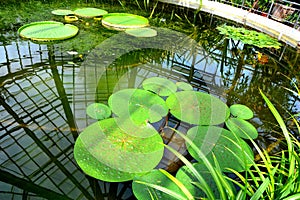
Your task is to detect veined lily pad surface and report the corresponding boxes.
[102,13,149,30]
[142,77,177,96]
[186,126,254,172]
[51,9,74,16]
[18,21,78,41]
[74,8,108,18]
[125,28,157,37]
[166,91,230,125]
[108,89,168,124]
[86,103,111,120]
[74,118,164,182]
[225,118,258,139]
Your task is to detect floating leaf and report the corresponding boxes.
[74,8,108,18]
[230,104,254,119]
[74,118,164,182]
[125,28,157,37]
[133,169,186,200]
[86,103,111,120]
[176,163,226,198]
[51,9,74,16]
[176,82,193,91]
[166,91,230,125]
[18,21,78,41]
[102,13,149,30]
[186,126,254,172]
[142,77,177,97]
[225,118,258,139]
[108,89,168,124]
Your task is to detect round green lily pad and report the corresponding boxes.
[74,8,108,18]
[51,9,74,16]
[18,21,78,41]
[102,13,149,30]
[108,89,168,124]
[230,104,254,120]
[142,77,177,97]
[125,28,157,37]
[86,103,111,120]
[186,126,254,172]
[133,169,186,200]
[225,118,258,139]
[74,118,164,182]
[166,91,230,125]
[176,82,193,91]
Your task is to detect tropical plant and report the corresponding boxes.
[73,76,259,199]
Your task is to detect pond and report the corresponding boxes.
[0,1,299,199]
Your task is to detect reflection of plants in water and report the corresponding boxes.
[74,76,259,199]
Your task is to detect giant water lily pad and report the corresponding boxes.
[74,8,108,18]
[108,89,168,124]
[142,77,177,96]
[225,118,258,139]
[51,9,74,16]
[133,169,186,200]
[176,82,193,91]
[230,104,254,120]
[74,118,164,182]
[18,21,78,41]
[102,13,149,30]
[86,103,111,120]
[125,28,157,38]
[166,91,230,125]
[186,126,254,172]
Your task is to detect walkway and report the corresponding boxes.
[159,0,300,48]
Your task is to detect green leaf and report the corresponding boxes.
[86,103,111,120]
[225,118,258,139]
[125,28,157,38]
[133,169,188,200]
[142,77,177,96]
[166,91,230,125]
[102,13,149,30]
[176,82,193,91]
[74,8,108,18]
[108,88,168,124]
[186,126,254,172]
[51,9,74,16]
[18,21,78,41]
[74,118,164,182]
[230,104,254,120]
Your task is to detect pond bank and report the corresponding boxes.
[159,0,300,49]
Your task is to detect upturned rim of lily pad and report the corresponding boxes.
[125,27,157,38]
[51,9,74,16]
[74,7,108,18]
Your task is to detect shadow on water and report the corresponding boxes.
[0,1,299,200]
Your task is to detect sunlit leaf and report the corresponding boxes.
[142,77,177,96]
[229,104,254,120]
[225,118,258,139]
[86,103,111,120]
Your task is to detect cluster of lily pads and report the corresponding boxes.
[217,25,281,49]
[74,76,258,199]
[17,7,157,42]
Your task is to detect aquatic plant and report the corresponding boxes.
[74,76,257,198]
[217,25,281,49]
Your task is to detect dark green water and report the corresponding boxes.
[0,1,299,199]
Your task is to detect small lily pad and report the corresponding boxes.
[176,82,193,91]
[230,104,254,120]
[125,28,157,37]
[51,9,74,16]
[142,77,177,97]
[166,91,230,125]
[74,118,164,182]
[74,8,108,18]
[86,103,111,120]
[133,169,186,200]
[108,89,168,124]
[225,118,258,139]
[102,13,149,30]
[186,126,254,172]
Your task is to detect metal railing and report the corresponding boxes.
[214,0,300,29]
